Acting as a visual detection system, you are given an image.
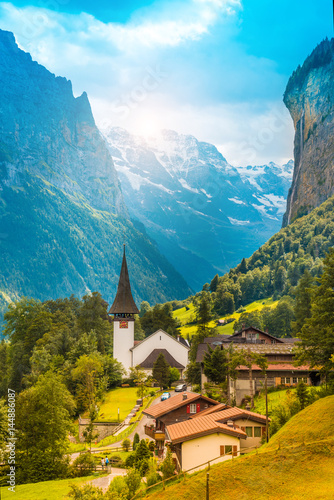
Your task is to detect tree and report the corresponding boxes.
[292,269,314,335]
[184,361,201,386]
[139,301,151,318]
[203,346,228,385]
[122,439,131,452]
[77,292,112,354]
[152,353,170,389]
[133,433,140,451]
[72,353,104,412]
[296,381,309,410]
[297,249,334,375]
[169,367,180,386]
[129,365,148,399]
[161,448,175,479]
[82,406,99,452]
[239,349,268,408]
[124,468,141,499]
[16,371,75,483]
[209,274,219,292]
[140,304,180,337]
[195,291,213,335]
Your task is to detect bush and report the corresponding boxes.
[124,468,141,499]
[133,433,140,451]
[71,452,96,477]
[122,438,131,452]
[160,449,175,479]
[68,484,104,499]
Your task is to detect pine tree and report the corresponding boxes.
[152,353,170,389]
[292,269,314,335]
[203,346,228,384]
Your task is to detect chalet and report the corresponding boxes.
[165,411,246,472]
[196,326,315,404]
[166,406,269,471]
[143,391,222,450]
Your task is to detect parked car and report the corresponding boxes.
[175,383,187,392]
[161,392,171,401]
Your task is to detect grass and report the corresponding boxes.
[253,386,321,416]
[144,396,334,500]
[173,298,278,338]
[96,387,140,422]
[0,475,98,500]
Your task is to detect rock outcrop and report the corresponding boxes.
[282,38,334,226]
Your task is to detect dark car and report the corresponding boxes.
[175,383,187,392]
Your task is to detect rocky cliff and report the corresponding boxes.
[282,38,334,226]
[0,30,191,319]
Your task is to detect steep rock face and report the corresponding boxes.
[103,127,293,289]
[0,29,125,215]
[283,38,334,226]
[0,30,192,318]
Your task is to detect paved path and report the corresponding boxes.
[86,467,127,493]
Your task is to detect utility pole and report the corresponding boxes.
[265,373,269,443]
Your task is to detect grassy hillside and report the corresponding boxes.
[145,396,334,500]
[173,298,278,337]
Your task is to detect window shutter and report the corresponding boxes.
[220,445,225,456]
[261,426,266,436]
[187,404,190,414]
[196,403,200,413]
[241,426,246,433]
[232,446,238,457]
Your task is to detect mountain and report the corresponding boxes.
[0,30,192,320]
[102,126,293,290]
[283,38,334,226]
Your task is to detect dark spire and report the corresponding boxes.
[109,246,139,315]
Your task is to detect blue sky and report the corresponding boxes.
[0,0,332,165]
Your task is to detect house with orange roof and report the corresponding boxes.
[166,406,269,471]
[143,391,223,450]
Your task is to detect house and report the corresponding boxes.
[165,406,269,471]
[165,411,247,472]
[196,327,315,404]
[109,247,189,375]
[143,391,223,450]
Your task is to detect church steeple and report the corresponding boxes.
[109,245,139,316]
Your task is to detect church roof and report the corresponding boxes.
[138,348,185,369]
[109,246,139,314]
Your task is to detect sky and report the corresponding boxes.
[0,0,332,166]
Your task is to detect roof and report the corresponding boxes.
[190,403,231,418]
[108,246,139,314]
[231,326,285,344]
[143,391,219,419]
[196,341,296,363]
[213,407,269,424]
[139,349,185,369]
[236,363,310,372]
[165,411,247,444]
[130,329,190,351]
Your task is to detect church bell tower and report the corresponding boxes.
[109,246,139,372]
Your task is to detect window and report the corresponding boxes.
[285,377,290,384]
[303,377,308,383]
[225,445,232,455]
[254,427,261,438]
[293,377,297,384]
[189,404,197,414]
[281,377,285,385]
[245,427,253,437]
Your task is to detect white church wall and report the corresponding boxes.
[132,329,189,370]
[114,320,134,373]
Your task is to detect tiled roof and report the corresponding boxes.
[166,411,247,444]
[143,392,219,419]
[139,349,185,369]
[213,407,269,424]
[196,342,296,363]
[237,363,310,371]
[190,403,231,419]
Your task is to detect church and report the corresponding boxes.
[109,247,190,376]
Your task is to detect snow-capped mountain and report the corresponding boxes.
[102,127,293,290]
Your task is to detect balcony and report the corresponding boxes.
[144,425,165,441]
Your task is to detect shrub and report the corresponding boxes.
[133,433,140,451]
[122,438,131,452]
[72,452,95,477]
[124,468,141,499]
